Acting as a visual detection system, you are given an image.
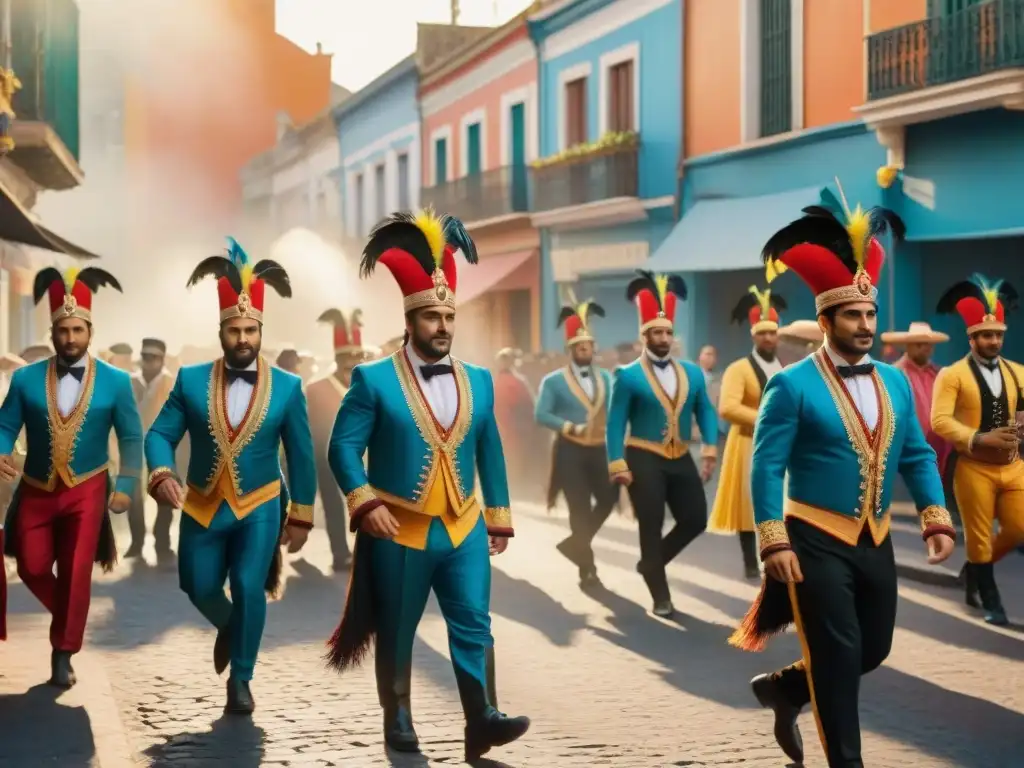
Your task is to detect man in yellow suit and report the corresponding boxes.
[708,286,786,578]
[933,274,1024,625]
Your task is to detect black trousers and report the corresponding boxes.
[316,453,350,565]
[554,439,618,571]
[625,447,707,602]
[128,472,174,554]
[770,520,897,768]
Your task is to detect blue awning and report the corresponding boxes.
[645,186,825,272]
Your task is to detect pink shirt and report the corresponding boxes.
[895,355,951,474]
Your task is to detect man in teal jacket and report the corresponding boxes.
[0,266,142,688]
[606,270,718,617]
[536,295,616,588]
[325,211,529,762]
[729,185,956,767]
[147,239,316,715]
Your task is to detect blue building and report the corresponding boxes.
[333,55,421,243]
[527,0,682,352]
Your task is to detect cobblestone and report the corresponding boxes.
[2,501,1023,767]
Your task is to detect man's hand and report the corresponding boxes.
[976,426,1019,451]
[280,524,309,553]
[0,454,18,483]
[360,505,399,539]
[763,550,803,583]
[700,456,716,483]
[108,492,131,514]
[926,532,955,565]
[611,471,633,487]
[571,423,586,436]
[152,476,184,508]
[489,536,509,555]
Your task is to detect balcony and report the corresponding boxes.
[7,0,84,190]
[420,165,531,226]
[532,143,637,212]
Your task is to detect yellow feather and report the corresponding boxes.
[576,300,590,329]
[846,204,870,269]
[413,209,445,267]
[748,285,770,315]
[63,267,80,292]
[241,264,253,291]
[655,274,668,307]
[765,260,787,283]
[983,287,999,313]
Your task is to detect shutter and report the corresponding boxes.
[759,0,792,138]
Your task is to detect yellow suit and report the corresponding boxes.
[709,357,766,533]
[931,356,1024,562]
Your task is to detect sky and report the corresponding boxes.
[277,0,536,92]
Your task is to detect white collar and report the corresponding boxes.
[61,356,88,369]
[570,361,592,376]
[972,352,1001,369]
[225,358,258,372]
[824,341,871,368]
[405,344,451,369]
[645,349,671,364]
[752,347,780,365]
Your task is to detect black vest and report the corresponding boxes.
[747,353,769,396]
[968,357,1010,431]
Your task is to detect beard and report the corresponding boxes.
[412,330,451,361]
[831,332,872,357]
[646,340,671,358]
[223,340,259,368]
[55,342,86,365]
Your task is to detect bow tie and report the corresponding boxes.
[421,363,453,381]
[226,368,258,385]
[56,363,84,381]
[651,358,672,370]
[979,359,1000,372]
[837,363,874,378]
[578,369,590,379]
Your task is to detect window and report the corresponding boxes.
[929,0,984,15]
[434,136,449,185]
[564,77,588,147]
[397,152,410,209]
[466,122,482,176]
[354,173,364,236]
[607,60,635,133]
[374,163,386,222]
[759,0,792,138]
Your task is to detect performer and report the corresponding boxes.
[932,274,1024,625]
[535,297,616,588]
[730,186,955,767]
[325,211,530,761]
[146,238,316,714]
[0,267,143,687]
[708,286,786,579]
[306,308,372,571]
[493,348,536,492]
[605,271,718,616]
[126,338,178,561]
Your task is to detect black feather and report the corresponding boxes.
[253,259,291,298]
[761,214,856,273]
[588,303,606,318]
[867,207,906,242]
[770,293,788,311]
[75,267,123,293]
[32,267,64,305]
[318,308,346,328]
[666,275,688,301]
[730,294,760,324]
[1001,282,1019,311]
[360,212,434,280]
[557,307,576,326]
[187,256,242,294]
[442,214,477,264]
[935,281,985,314]
[626,270,658,304]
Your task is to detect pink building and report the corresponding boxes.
[419,13,540,362]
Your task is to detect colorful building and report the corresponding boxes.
[419,11,542,359]
[651,0,1024,365]
[528,0,682,352]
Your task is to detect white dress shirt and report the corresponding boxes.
[225,360,258,430]
[56,357,88,418]
[752,349,783,380]
[825,344,878,430]
[407,345,458,430]
[972,353,1003,398]
[647,350,678,400]
[570,362,595,400]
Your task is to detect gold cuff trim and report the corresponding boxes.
[402,288,457,313]
[148,466,176,486]
[919,504,954,532]
[815,285,878,314]
[608,458,630,475]
[288,502,314,525]
[700,444,718,459]
[345,484,378,510]
[966,320,1007,335]
[560,421,574,436]
[757,520,790,549]
[485,506,512,527]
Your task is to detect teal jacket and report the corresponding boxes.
[0,356,142,496]
[328,350,513,535]
[751,349,953,554]
[144,357,316,528]
[606,356,718,474]
[535,366,611,447]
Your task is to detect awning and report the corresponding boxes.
[644,186,825,272]
[457,249,535,304]
[0,178,99,259]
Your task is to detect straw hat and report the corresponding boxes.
[778,319,824,343]
[880,322,949,345]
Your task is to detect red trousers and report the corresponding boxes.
[15,473,107,652]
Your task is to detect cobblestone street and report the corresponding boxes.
[2,500,1023,767]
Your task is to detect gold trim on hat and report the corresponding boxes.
[50,293,91,324]
[965,320,1007,335]
[640,317,673,333]
[403,287,457,313]
[219,291,264,323]
[814,278,878,314]
[750,320,779,334]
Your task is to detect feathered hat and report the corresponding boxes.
[936,273,1018,335]
[33,266,122,325]
[626,270,687,334]
[558,289,604,345]
[359,209,477,313]
[318,308,365,355]
[731,285,787,335]
[762,180,905,315]
[187,237,291,323]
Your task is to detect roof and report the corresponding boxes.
[331,55,418,122]
[420,12,531,88]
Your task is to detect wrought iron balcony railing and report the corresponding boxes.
[531,144,638,213]
[867,0,1024,100]
[420,165,531,223]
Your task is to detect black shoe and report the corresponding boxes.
[48,650,76,688]
[464,711,531,762]
[976,562,1009,626]
[214,626,230,676]
[652,600,674,618]
[224,677,255,715]
[123,543,143,559]
[579,567,602,590]
[961,563,981,609]
[156,549,176,568]
[751,673,803,763]
[383,706,420,752]
[739,532,760,580]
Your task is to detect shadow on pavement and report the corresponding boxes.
[0,683,96,766]
[490,567,588,647]
[143,715,265,767]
